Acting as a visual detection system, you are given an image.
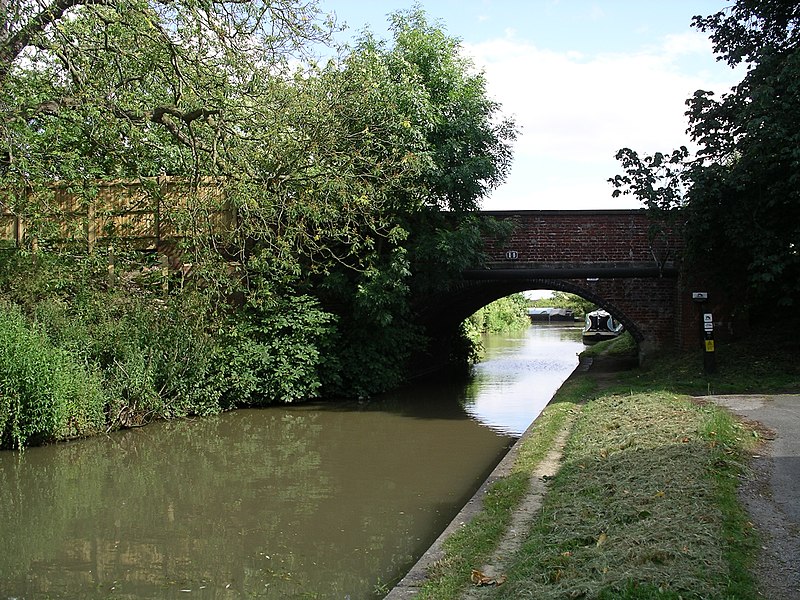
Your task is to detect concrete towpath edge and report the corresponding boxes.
[383,389,577,599]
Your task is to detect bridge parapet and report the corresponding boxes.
[479,209,679,268]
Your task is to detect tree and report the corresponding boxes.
[1,1,336,177]
[611,0,800,311]
[529,291,596,320]
[306,8,517,394]
[358,9,517,298]
[1,1,517,400]
[469,293,530,334]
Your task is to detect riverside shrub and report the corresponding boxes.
[0,302,105,449]
[84,292,226,424]
[221,294,337,405]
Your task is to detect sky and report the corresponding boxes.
[314,1,743,211]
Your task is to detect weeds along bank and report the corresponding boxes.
[0,249,534,450]
[0,250,382,450]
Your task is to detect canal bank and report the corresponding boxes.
[386,354,800,599]
[383,403,572,599]
[384,358,587,599]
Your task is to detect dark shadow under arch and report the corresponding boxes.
[417,277,644,345]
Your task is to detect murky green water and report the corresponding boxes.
[0,324,581,599]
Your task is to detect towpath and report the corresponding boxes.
[386,393,800,599]
[702,394,800,600]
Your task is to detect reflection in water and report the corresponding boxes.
[464,325,583,435]
[0,324,580,599]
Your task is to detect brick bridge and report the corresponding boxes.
[417,209,693,364]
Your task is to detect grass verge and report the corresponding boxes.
[490,392,759,599]
[409,329,796,599]
[414,377,596,599]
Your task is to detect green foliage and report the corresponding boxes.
[611,0,800,310]
[469,293,530,334]
[0,251,230,445]
[84,292,226,424]
[382,8,516,212]
[1,0,334,182]
[0,302,105,448]
[456,318,485,366]
[0,1,518,442]
[221,294,337,405]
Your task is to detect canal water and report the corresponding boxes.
[0,324,583,600]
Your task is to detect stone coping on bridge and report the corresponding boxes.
[464,262,679,280]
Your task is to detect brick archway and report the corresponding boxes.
[413,209,686,370]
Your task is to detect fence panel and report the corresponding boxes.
[0,178,235,252]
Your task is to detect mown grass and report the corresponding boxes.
[620,328,800,396]
[490,392,760,599]
[414,378,596,599]
[410,329,797,600]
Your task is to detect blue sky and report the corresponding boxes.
[315,1,742,210]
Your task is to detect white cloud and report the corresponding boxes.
[661,31,714,58]
[464,31,739,210]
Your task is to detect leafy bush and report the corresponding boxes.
[326,315,422,399]
[89,293,225,423]
[0,302,105,448]
[221,295,337,405]
[469,293,530,334]
[8,256,228,430]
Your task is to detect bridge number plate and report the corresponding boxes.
[505,250,518,260]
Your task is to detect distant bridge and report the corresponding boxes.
[417,209,691,364]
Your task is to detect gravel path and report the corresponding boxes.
[702,395,800,600]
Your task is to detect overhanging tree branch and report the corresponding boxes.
[0,0,112,85]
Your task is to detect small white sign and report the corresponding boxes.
[703,314,713,322]
[704,323,714,331]
[505,250,518,260]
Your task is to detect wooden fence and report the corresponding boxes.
[0,177,234,252]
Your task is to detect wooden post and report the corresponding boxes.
[160,254,169,294]
[156,174,166,248]
[14,214,24,248]
[87,201,96,254]
[107,245,116,284]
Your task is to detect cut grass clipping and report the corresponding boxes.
[414,377,595,600]
[489,392,759,600]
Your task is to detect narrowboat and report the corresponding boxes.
[582,309,624,344]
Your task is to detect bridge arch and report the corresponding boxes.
[412,209,688,372]
[418,277,644,345]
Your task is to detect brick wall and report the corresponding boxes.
[479,209,680,267]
